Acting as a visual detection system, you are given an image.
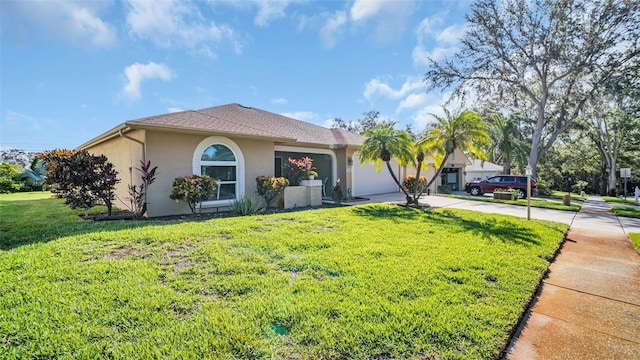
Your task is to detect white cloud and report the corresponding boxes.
[350,0,414,43]
[363,77,424,102]
[437,24,468,44]
[320,11,347,49]
[412,14,465,66]
[271,98,288,105]
[397,93,430,112]
[122,62,175,100]
[252,0,293,27]
[3,0,116,48]
[350,0,386,22]
[168,107,184,113]
[125,0,240,54]
[281,111,320,123]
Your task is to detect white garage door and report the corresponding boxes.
[351,153,400,196]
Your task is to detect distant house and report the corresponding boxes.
[464,159,504,183]
[78,103,402,217]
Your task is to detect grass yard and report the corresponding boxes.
[612,207,640,219]
[630,234,640,254]
[602,196,639,206]
[544,191,587,202]
[1,194,568,359]
[448,194,581,212]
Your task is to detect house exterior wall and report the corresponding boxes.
[143,131,275,217]
[404,148,470,194]
[85,129,145,213]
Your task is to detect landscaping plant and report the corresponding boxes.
[285,156,316,185]
[40,149,119,216]
[331,178,344,204]
[126,160,157,219]
[232,195,264,215]
[169,175,217,214]
[256,176,289,208]
[403,175,428,194]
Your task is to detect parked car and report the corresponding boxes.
[465,175,536,199]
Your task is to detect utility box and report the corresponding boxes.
[563,194,571,206]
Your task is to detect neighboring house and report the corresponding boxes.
[404,149,472,194]
[78,103,401,217]
[464,159,504,183]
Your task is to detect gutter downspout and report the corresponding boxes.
[119,128,146,162]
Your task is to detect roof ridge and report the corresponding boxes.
[192,108,289,140]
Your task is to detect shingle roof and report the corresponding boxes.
[126,103,363,147]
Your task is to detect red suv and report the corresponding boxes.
[465,175,536,199]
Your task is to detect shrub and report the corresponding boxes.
[169,175,217,214]
[0,177,20,193]
[572,180,588,194]
[232,195,264,216]
[403,175,428,194]
[256,176,289,208]
[535,179,553,196]
[285,156,316,185]
[39,150,119,216]
[332,178,344,204]
[127,160,158,219]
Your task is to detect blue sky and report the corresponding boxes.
[1,0,472,152]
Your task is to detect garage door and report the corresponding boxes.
[351,153,400,196]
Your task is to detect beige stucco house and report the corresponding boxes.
[79,103,474,216]
[78,103,402,217]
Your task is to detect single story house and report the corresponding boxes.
[78,103,403,217]
[464,159,504,183]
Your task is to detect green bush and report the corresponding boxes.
[0,177,20,193]
[232,195,264,216]
[256,176,289,208]
[535,179,553,196]
[169,175,217,214]
[572,180,588,194]
[403,175,428,194]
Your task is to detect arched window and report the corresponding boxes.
[193,137,245,205]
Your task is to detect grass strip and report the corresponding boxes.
[602,196,640,206]
[611,207,640,219]
[448,194,581,212]
[630,233,640,254]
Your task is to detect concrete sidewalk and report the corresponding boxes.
[506,196,640,359]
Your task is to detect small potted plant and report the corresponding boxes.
[307,170,318,180]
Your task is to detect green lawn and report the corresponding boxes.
[602,196,639,206]
[1,194,568,359]
[546,191,587,202]
[448,194,581,212]
[612,207,640,219]
[630,234,640,254]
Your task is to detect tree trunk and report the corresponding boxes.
[503,151,510,175]
[385,160,412,204]
[424,152,452,194]
[608,157,617,194]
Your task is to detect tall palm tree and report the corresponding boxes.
[419,109,490,193]
[359,123,415,204]
[488,114,521,175]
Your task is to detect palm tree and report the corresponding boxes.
[419,109,490,193]
[487,114,522,175]
[359,123,415,204]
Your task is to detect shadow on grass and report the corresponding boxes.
[0,198,199,250]
[351,204,545,246]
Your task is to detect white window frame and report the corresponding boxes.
[193,136,245,207]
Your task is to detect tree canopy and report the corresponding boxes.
[424,0,640,177]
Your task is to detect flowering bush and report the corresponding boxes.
[256,176,289,208]
[169,175,217,214]
[285,156,317,185]
[403,175,428,194]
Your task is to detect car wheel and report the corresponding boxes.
[516,189,526,199]
[470,186,481,196]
